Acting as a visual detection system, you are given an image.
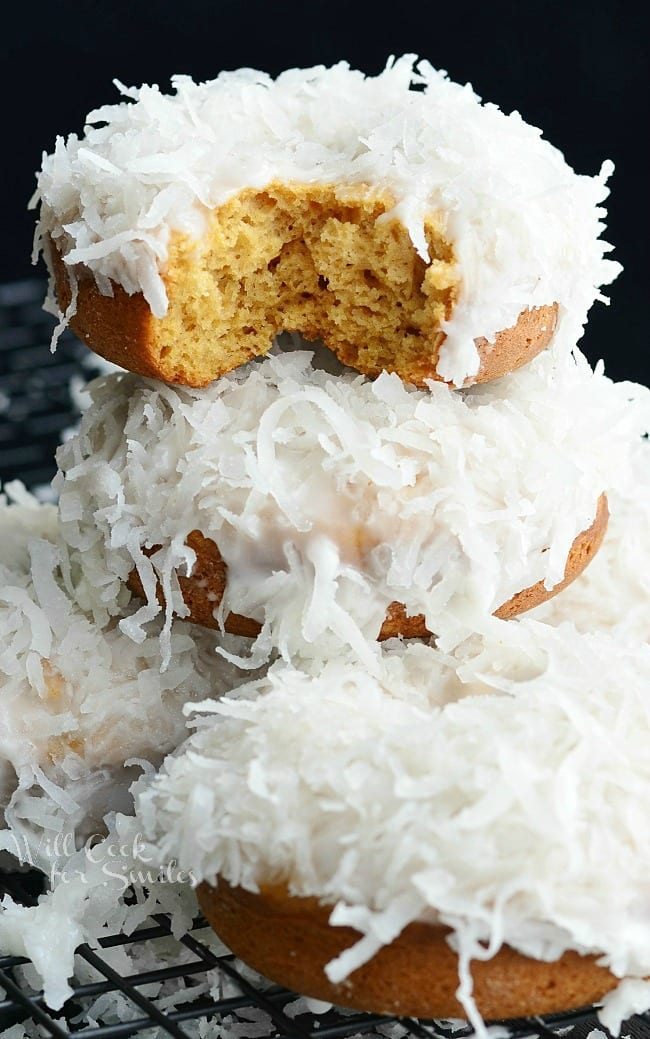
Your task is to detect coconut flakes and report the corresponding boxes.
[0,491,256,828]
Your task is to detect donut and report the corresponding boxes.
[150,428,650,1029]
[137,621,650,1027]
[54,345,627,666]
[0,489,252,830]
[46,194,558,390]
[34,58,619,388]
[197,880,616,1020]
[125,492,609,639]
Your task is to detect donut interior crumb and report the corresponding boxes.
[156,181,458,384]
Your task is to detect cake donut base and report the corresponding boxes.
[49,181,558,389]
[197,879,617,1020]
[126,494,608,640]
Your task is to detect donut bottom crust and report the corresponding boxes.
[197,879,617,1020]
[126,494,608,640]
[49,180,558,388]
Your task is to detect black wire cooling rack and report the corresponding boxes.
[2,279,650,1039]
[0,883,627,1039]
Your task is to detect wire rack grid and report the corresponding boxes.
[0,863,634,1039]
[1,279,650,1039]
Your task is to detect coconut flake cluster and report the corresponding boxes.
[54,343,649,670]
[33,55,620,383]
[529,432,650,640]
[137,619,650,1033]
[0,489,266,1018]
[0,487,252,840]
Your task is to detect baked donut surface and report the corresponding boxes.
[126,493,609,639]
[35,58,620,388]
[198,879,616,1020]
[49,185,558,389]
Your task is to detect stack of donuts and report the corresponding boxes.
[20,56,650,1030]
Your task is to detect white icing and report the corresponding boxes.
[32,56,620,384]
[53,344,649,670]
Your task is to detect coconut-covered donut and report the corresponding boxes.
[34,57,619,388]
[137,620,650,1028]
[125,495,609,640]
[0,486,251,839]
[175,434,650,1026]
[54,344,640,668]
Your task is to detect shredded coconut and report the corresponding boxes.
[53,344,650,670]
[0,493,266,1018]
[32,56,620,384]
[0,489,255,837]
[125,426,650,1028]
[529,434,650,641]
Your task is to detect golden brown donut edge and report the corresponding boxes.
[126,494,608,641]
[197,878,617,1020]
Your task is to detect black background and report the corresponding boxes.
[2,0,647,383]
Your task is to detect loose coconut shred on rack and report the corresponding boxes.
[33,56,619,386]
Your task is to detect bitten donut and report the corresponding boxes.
[138,623,650,1029]
[34,58,619,388]
[54,346,630,667]
[46,193,558,390]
